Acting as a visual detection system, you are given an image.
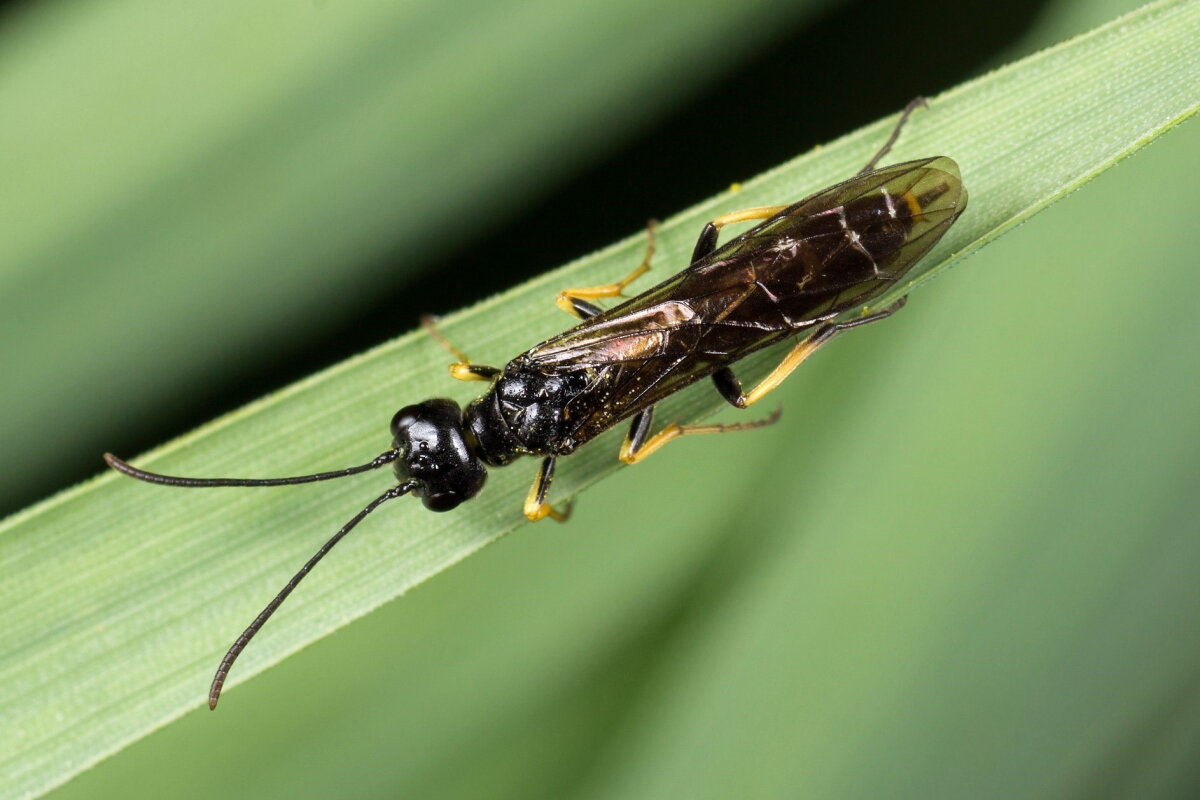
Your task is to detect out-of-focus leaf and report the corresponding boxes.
[0,0,827,512]
[5,1,1199,798]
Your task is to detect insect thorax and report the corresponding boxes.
[465,363,589,464]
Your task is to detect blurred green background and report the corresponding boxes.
[3,0,1197,797]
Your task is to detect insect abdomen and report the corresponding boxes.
[762,161,965,321]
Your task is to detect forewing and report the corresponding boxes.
[522,270,776,440]
[523,289,722,428]
[521,157,967,440]
[530,157,965,375]
[703,156,967,287]
[837,156,968,282]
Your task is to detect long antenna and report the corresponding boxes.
[103,449,399,487]
[208,480,418,709]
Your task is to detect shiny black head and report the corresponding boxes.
[390,399,487,511]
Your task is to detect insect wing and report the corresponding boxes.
[813,156,967,287]
[697,156,967,310]
[530,158,965,376]
[521,157,967,442]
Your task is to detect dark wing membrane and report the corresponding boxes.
[521,288,739,443]
[522,157,966,443]
[691,156,967,317]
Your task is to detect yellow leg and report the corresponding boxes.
[449,362,501,382]
[420,314,470,362]
[523,457,572,522]
[555,221,657,317]
[619,408,781,465]
[719,298,906,408]
[709,205,787,230]
[690,205,790,266]
[421,314,501,382]
[732,331,836,409]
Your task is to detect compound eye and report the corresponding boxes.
[390,399,461,443]
[390,408,418,441]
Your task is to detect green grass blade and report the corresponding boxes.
[3,1,1199,798]
[572,39,1200,800]
[0,0,830,513]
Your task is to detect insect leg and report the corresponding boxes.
[691,205,789,264]
[619,406,781,465]
[561,297,604,319]
[712,297,907,408]
[834,295,907,329]
[857,97,928,175]
[690,223,720,264]
[448,363,502,382]
[523,456,573,522]
[420,314,502,382]
[622,406,656,456]
[555,220,657,318]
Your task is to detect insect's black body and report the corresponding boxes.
[394,155,966,511]
[105,100,967,708]
[505,156,963,451]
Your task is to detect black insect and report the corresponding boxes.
[105,98,967,708]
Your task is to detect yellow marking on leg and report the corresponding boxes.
[619,408,782,465]
[735,333,835,408]
[523,467,572,523]
[555,221,657,316]
[710,205,787,230]
[420,314,471,363]
[425,316,500,383]
[899,190,924,221]
[449,362,495,382]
